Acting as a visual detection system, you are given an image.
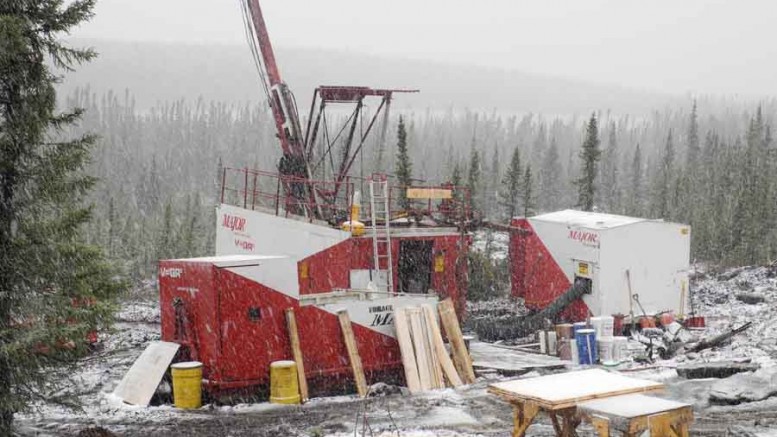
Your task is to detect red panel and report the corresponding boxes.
[215,268,298,381]
[159,260,220,380]
[509,218,588,321]
[299,239,353,295]
[299,234,468,319]
[161,262,406,393]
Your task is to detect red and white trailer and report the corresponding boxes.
[157,1,473,397]
[159,196,469,396]
[510,210,691,322]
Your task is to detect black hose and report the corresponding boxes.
[473,279,590,341]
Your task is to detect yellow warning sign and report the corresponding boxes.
[406,188,452,199]
[299,261,309,279]
[434,254,445,273]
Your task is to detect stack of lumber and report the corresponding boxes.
[394,298,475,393]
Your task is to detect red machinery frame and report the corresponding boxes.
[242,1,417,221]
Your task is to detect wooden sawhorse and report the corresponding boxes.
[489,369,665,437]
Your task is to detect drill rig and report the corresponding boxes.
[239,0,417,223]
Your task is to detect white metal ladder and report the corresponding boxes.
[369,174,394,293]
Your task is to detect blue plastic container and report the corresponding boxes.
[575,329,597,364]
[572,322,588,337]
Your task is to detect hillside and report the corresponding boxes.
[59,39,678,115]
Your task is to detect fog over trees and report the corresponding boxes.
[63,69,777,274]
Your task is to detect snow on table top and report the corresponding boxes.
[488,369,664,407]
[578,393,690,419]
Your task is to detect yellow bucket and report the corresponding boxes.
[171,361,203,409]
[270,360,301,404]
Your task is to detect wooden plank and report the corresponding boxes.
[590,416,611,437]
[285,308,309,403]
[423,304,462,387]
[420,306,444,389]
[406,187,452,199]
[512,401,540,437]
[394,307,421,393]
[625,406,694,435]
[438,298,475,384]
[337,310,368,397]
[407,307,433,390]
[113,341,180,406]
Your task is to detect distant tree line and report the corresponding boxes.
[64,88,777,278]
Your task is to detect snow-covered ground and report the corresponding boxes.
[14,264,777,436]
[470,230,510,261]
[690,264,777,366]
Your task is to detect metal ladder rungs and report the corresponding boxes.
[369,175,394,293]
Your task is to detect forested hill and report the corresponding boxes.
[59,38,678,115]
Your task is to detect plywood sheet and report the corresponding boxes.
[113,341,180,406]
[394,307,421,393]
[423,305,462,387]
[578,394,690,419]
[407,308,434,391]
[488,369,664,409]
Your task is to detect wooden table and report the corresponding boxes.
[578,394,693,437]
[488,369,664,437]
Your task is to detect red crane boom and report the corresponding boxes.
[242,0,417,222]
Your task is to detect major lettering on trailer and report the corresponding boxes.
[160,267,183,278]
[222,213,247,232]
[568,229,600,247]
[234,239,255,251]
[369,304,394,327]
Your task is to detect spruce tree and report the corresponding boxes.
[601,125,620,212]
[732,108,771,264]
[575,114,601,211]
[0,1,124,431]
[501,146,522,219]
[449,160,463,210]
[488,145,500,218]
[467,144,481,214]
[628,144,644,216]
[686,100,700,168]
[522,166,535,216]
[159,199,175,261]
[652,130,676,219]
[395,116,412,210]
[538,137,562,212]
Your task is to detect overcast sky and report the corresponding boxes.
[74,0,777,97]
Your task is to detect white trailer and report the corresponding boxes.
[511,210,691,319]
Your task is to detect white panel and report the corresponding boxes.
[349,269,388,290]
[225,256,300,298]
[598,221,690,316]
[215,204,350,261]
[113,341,180,406]
[317,294,439,337]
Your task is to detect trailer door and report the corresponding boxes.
[398,240,433,293]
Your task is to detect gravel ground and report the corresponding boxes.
[14,265,777,436]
